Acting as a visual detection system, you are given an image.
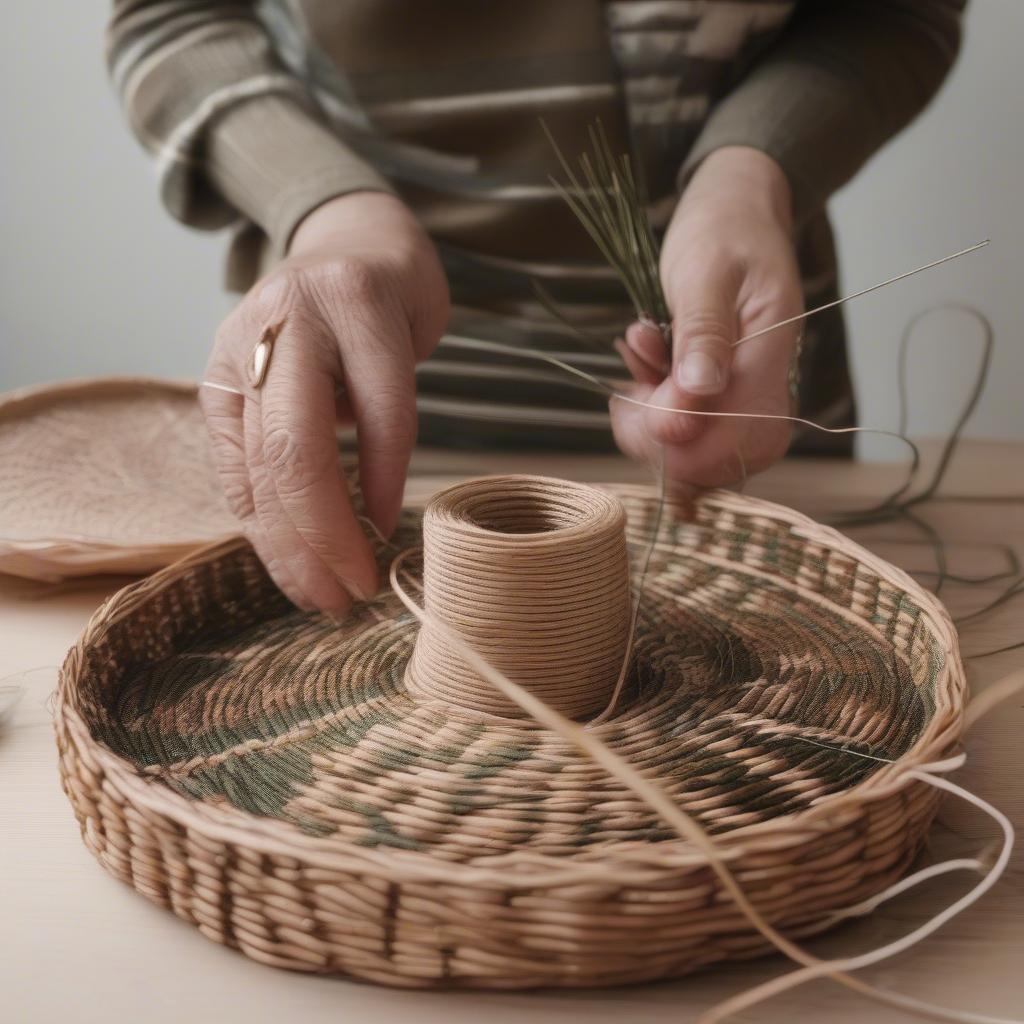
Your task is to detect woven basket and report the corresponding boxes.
[0,377,237,581]
[55,483,964,989]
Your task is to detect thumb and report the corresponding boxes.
[669,266,741,397]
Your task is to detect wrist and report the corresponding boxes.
[289,190,419,256]
[683,146,793,233]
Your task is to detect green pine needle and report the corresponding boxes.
[541,119,670,327]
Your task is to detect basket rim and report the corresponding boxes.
[0,374,199,418]
[55,485,966,885]
[0,376,236,577]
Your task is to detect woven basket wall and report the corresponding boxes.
[55,486,964,989]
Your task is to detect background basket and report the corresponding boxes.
[0,377,236,581]
[55,486,964,989]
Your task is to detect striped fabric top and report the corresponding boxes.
[109,0,964,452]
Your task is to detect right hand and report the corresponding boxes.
[200,191,449,618]
[611,147,800,494]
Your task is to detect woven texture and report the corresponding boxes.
[55,485,964,988]
[0,378,236,580]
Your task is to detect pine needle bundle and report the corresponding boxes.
[542,120,670,329]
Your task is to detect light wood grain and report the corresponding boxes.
[1,441,1022,1023]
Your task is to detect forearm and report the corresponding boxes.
[681,0,966,224]
[108,1,392,251]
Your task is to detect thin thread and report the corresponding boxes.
[820,858,986,927]
[837,304,993,526]
[442,332,920,458]
[446,305,1024,635]
[390,556,1020,1024]
[440,333,925,529]
[956,577,1024,626]
[199,379,243,396]
[196,227,1015,1018]
[0,666,57,729]
[589,447,666,726]
[732,241,990,349]
[702,768,1016,1024]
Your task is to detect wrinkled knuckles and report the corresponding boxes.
[320,257,387,307]
[201,408,244,450]
[674,312,734,352]
[262,420,336,497]
[253,266,305,319]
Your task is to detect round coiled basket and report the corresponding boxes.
[0,377,235,580]
[55,480,964,989]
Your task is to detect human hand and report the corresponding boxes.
[611,146,803,493]
[200,191,449,617]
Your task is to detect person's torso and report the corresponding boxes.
[264,0,794,271]
[258,0,852,453]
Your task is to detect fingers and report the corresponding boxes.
[667,262,742,397]
[614,338,662,386]
[331,291,419,540]
[628,262,742,450]
[244,393,356,616]
[198,381,253,521]
[609,381,657,465]
[198,362,315,611]
[616,185,803,491]
[625,321,670,377]
[642,377,707,447]
[610,359,793,491]
[660,413,791,490]
[199,193,445,616]
[258,312,380,604]
[204,276,378,615]
[609,376,704,469]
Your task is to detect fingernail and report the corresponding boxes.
[677,352,723,393]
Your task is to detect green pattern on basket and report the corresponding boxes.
[79,494,940,858]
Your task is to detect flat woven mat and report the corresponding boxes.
[56,486,964,988]
[0,377,236,580]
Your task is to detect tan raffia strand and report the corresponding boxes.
[391,536,1017,1024]
[405,477,632,721]
[56,479,976,1005]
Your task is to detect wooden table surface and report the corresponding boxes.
[2,440,1022,1023]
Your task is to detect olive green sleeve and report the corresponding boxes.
[680,0,966,224]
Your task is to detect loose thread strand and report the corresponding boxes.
[701,768,1016,1024]
[390,556,1020,1024]
[589,446,667,726]
[732,241,990,349]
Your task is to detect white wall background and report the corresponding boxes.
[1,2,1021,450]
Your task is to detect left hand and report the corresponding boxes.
[611,146,803,493]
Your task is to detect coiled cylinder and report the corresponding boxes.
[405,475,632,720]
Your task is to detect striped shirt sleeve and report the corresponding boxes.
[680,0,966,226]
[107,1,394,256]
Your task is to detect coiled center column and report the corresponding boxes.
[405,475,632,720]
